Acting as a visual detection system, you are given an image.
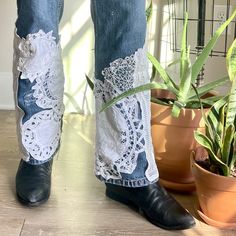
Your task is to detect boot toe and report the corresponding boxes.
[17,186,50,206]
[15,160,52,206]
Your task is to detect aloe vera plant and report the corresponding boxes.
[194,38,236,177]
[146,0,153,23]
[101,10,236,117]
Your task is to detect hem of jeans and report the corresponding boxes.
[20,141,61,165]
[96,174,158,187]
[21,156,54,165]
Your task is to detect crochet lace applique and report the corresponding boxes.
[21,110,62,161]
[94,48,158,182]
[15,30,64,161]
[18,30,59,83]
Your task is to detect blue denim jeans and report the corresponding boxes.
[13,0,159,187]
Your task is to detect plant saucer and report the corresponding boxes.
[196,204,236,229]
[159,178,196,193]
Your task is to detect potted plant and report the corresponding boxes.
[191,38,236,228]
[101,10,236,192]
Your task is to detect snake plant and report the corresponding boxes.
[194,38,236,177]
[101,10,236,117]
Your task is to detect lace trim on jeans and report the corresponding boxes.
[21,109,62,161]
[13,29,64,162]
[94,48,158,182]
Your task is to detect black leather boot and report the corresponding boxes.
[15,159,53,206]
[106,182,195,230]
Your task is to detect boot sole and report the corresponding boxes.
[16,193,50,207]
[106,188,196,230]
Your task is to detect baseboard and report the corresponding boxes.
[0,72,14,110]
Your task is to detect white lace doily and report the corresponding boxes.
[17,30,60,83]
[21,110,62,161]
[14,30,65,161]
[94,48,158,182]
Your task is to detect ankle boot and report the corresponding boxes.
[15,159,53,206]
[106,182,195,230]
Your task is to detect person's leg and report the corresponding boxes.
[91,0,195,230]
[13,0,64,206]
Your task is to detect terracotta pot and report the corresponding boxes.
[191,148,236,229]
[151,90,207,192]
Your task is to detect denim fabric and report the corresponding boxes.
[91,0,158,186]
[14,0,159,186]
[91,0,147,81]
[16,0,64,41]
[14,0,64,165]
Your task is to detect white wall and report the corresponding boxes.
[0,1,16,109]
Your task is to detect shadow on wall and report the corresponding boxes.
[60,0,163,115]
[60,0,94,115]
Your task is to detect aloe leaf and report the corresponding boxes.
[86,74,94,91]
[192,9,236,83]
[185,96,223,108]
[188,76,229,99]
[180,12,188,80]
[171,101,185,117]
[194,131,230,176]
[176,16,192,114]
[167,59,181,68]
[200,96,224,106]
[100,82,168,112]
[150,65,157,82]
[179,46,192,104]
[147,53,179,93]
[222,124,235,165]
[146,0,153,23]
[151,97,170,106]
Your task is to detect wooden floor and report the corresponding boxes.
[0,110,235,236]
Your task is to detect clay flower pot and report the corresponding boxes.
[151,90,207,192]
[191,147,236,229]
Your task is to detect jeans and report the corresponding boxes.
[13,0,159,187]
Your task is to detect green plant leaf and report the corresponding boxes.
[151,97,170,106]
[222,124,235,165]
[180,12,188,80]
[150,65,157,82]
[176,14,192,115]
[167,59,181,68]
[100,82,168,112]
[146,0,153,23]
[192,9,236,83]
[226,82,236,127]
[227,39,236,82]
[85,74,94,91]
[206,97,228,139]
[179,46,192,104]
[229,133,236,169]
[171,101,186,117]
[201,96,224,106]
[188,76,229,99]
[218,104,226,141]
[185,96,223,108]
[226,39,236,127]
[147,53,179,93]
[194,131,230,176]
[191,84,222,151]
